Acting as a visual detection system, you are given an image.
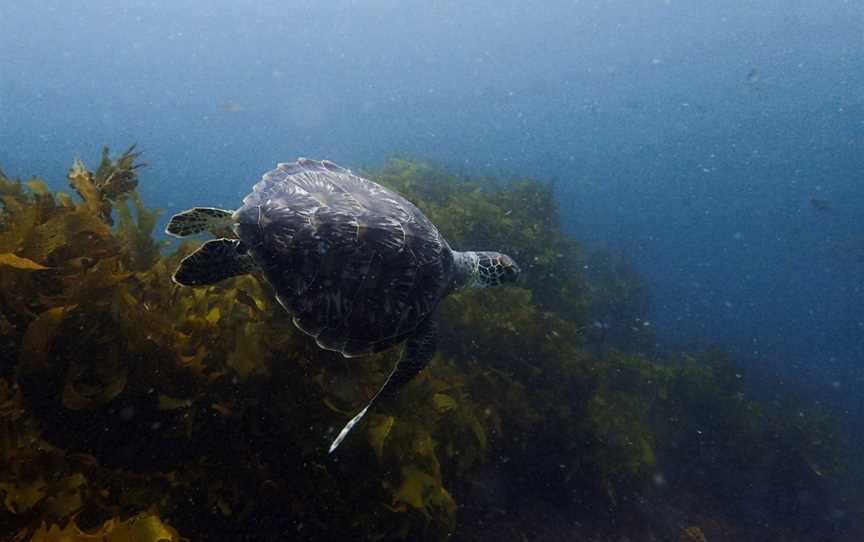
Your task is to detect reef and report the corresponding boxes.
[0,149,851,541]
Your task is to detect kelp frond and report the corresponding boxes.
[19,512,183,542]
[0,149,849,541]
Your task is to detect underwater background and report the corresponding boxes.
[0,1,862,541]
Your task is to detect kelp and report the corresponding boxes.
[21,512,183,542]
[68,145,142,225]
[0,150,850,541]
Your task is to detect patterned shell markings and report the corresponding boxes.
[234,160,451,357]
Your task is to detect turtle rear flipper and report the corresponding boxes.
[329,318,438,453]
[166,207,234,237]
[173,239,256,286]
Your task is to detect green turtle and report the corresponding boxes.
[166,158,520,452]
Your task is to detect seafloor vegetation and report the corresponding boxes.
[0,148,852,541]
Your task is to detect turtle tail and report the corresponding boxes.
[166,207,235,237]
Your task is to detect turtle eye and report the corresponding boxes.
[499,255,520,284]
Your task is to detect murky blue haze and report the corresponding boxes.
[2,0,863,514]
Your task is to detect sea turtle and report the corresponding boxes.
[166,158,520,452]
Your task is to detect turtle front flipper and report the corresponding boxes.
[173,239,256,286]
[328,318,438,454]
[166,207,235,237]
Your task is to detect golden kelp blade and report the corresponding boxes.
[0,253,50,270]
[20,512,184,542]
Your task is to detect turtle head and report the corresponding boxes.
[466,251,521,288]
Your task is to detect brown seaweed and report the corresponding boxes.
[0,150,850,541]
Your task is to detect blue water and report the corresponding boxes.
[2,0,863,499]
